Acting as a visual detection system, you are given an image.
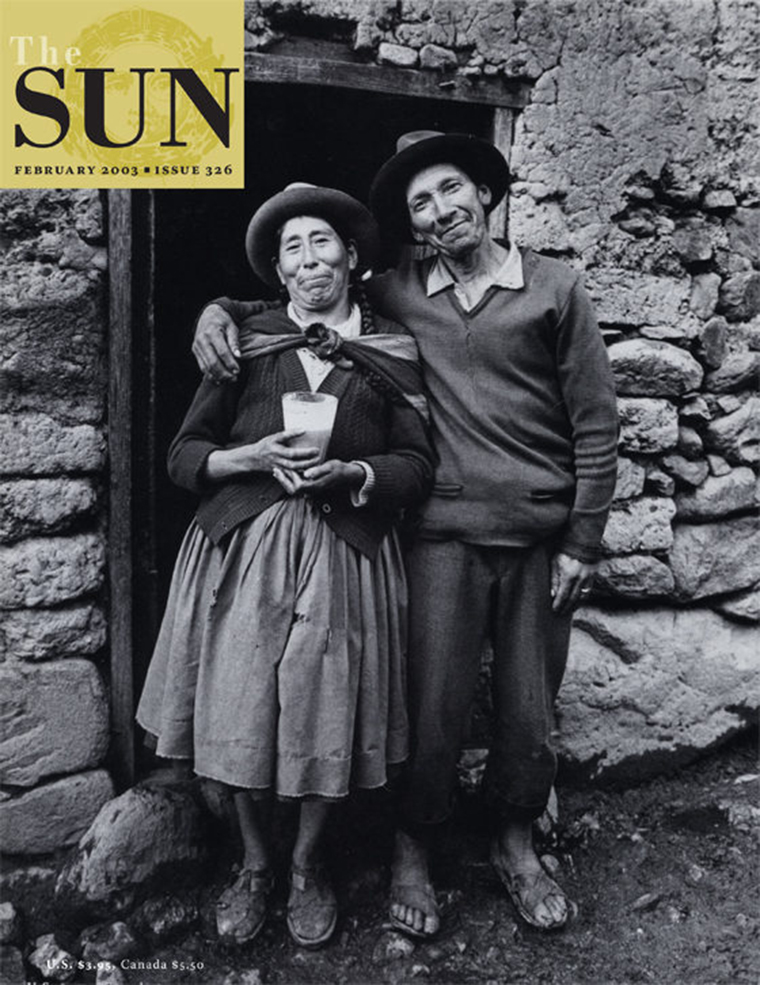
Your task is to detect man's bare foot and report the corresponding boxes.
[491,821,573,929]
[389,829,440,938]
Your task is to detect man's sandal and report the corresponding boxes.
[216,867,273,944]
[388,879,440,939]
[287,864,338,949]
[490,841,575,930]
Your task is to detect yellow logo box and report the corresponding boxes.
[1,0,244,188]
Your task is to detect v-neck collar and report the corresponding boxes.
[279,347,352,399]
[444,283,502,321]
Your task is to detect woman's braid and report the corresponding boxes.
[351,282,405,406]
[353,282,376,336]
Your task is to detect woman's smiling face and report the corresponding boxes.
[275,215,357,314]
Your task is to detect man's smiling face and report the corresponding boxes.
[405,163,492,260]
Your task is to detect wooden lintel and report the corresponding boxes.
[245,52,531,109]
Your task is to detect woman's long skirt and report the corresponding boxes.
[136,497,409,799]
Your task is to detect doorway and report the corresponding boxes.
[122,80,500,778]
[149,84,494,616]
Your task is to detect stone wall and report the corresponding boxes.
[246,0,760,780]
[0,191,113,855]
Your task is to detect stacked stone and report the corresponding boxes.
[0,190,114,855]
[501,0,759,780]
[558,176,760,779]
[593,286,759,607]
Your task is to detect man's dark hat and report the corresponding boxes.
[369,131,510,241]
[246,183,381,287]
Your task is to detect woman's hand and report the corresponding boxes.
[273,460,366,497]
[272,466,306,495]
[299,460,366,493]
[205,430,321,481]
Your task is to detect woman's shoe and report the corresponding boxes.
[216,867,273,944]
[287,864,338,948]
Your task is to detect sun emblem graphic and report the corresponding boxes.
[64,7,228,168]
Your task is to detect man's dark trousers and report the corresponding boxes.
[399,537,573,829]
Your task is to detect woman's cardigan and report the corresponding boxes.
[168,308,435,559]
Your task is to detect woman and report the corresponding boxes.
[136,184,435,949]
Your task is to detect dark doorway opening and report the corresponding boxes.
[134,82,493,703]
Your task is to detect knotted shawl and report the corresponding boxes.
[237,315,430,424]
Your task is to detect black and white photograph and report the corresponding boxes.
[1,1,758,983]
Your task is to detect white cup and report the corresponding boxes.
[281,392,338,465]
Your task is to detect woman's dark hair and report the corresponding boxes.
[351,281,410,407]
[352,281,376,336]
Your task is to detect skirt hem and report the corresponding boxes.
[192,758,408,801]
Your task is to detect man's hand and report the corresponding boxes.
[550,552,597,615]
[300,460,366,494]
[193,304,241,383]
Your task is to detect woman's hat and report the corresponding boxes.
[245,183,381,287]
[369,131,510,241]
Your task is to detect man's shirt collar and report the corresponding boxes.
[425,241,524,299]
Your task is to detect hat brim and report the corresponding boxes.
[369,134,509,242]
[245,186,381,288]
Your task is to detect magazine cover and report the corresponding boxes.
[1,1,758,983]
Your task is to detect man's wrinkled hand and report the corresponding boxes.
[550,552,597,615]
[193,304,241,383]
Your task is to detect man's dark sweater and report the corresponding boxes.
[367,248,619,561]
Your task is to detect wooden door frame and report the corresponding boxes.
[107,189,155,789]
[107,53,526,789]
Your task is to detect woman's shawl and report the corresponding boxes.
[236,313,430,424]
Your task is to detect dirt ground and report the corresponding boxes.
[8,731,760,985]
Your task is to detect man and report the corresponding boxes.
[192,131,619,937]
